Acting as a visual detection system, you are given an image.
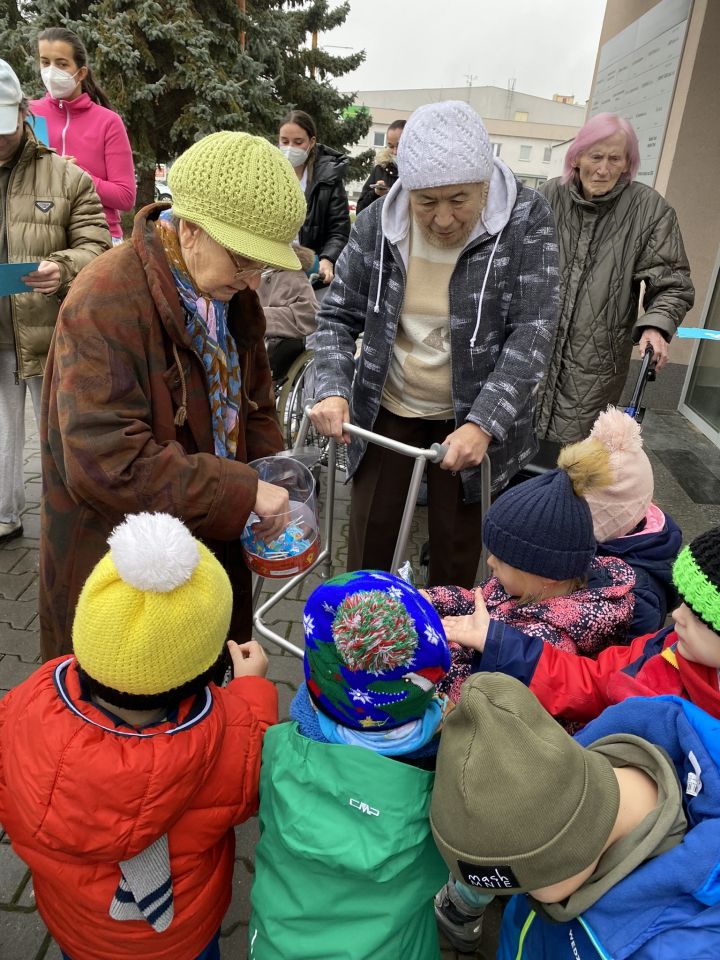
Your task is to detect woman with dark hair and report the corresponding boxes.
[278,109,350,285]
[536,112,694,443]
[356,119,406,213]
[30,27,136,243]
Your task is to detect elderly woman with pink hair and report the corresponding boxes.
[536,113,694,443]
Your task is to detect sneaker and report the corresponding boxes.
[434,880,486,954]
[0,520,23,544]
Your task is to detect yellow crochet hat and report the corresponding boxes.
[168,131,307,271]
[73,513,232,701]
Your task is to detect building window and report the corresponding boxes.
[514,110,529,122]
[543,146,552,163]
[491,142,502,157]
[519,145,532,161]
[373,131,385,147]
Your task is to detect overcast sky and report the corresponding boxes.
[323,0,607,103]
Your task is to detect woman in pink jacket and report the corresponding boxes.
[30,27,136,243]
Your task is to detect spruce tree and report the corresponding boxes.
[1,0,373,203]
[246,0,373,178]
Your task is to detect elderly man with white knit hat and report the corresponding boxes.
[309,100,559,587]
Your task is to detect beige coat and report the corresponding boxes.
[5,127,111,378]
[258,245,319,340]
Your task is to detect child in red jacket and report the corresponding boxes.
[443,523,720,725]
[0,512,277,960]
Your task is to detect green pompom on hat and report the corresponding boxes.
[168,131,307,271]
[672,525,720,632]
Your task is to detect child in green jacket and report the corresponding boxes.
[249,570,452,959]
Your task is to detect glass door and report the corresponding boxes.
[680,252,720,445]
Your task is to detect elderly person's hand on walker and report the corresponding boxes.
[39,130,307,660]
[308,395,352,444]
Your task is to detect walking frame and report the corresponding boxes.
[252,404,491,658]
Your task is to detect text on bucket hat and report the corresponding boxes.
[397,100,493,191]
[0,59,23,135]
[673,524,720,633]
[303,570,450,730]
[73,512,233,701]
[168,131,307,271]
[430,673,620,893]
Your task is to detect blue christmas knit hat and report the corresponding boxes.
[303,570,450,730]
[483,469,596,581]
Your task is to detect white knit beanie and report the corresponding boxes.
[397,100,493,191]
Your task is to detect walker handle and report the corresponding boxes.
[429,442,448,464]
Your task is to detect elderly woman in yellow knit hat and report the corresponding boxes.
[39,131,307,661]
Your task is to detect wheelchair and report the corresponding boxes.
[268,333,346,473]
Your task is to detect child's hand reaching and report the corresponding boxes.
[441,587,490,652]
[227,640,269,678]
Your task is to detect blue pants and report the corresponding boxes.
[62,929,220,959]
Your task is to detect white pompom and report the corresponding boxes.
[108,513,200,593]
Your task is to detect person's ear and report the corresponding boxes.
[178,219,201,250]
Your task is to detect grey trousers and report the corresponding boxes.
[0,349,43,525]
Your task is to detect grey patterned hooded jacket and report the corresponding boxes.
[312,159,559,497]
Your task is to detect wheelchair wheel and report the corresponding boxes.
[277,350,321,450]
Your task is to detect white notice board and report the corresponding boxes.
[590,0,692,185]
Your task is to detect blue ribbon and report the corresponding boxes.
[676,327,720,341]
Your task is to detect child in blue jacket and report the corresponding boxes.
[431,670,720,960]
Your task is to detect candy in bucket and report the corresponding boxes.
[241,455,320,578]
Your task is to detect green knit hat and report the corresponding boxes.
[430,673,620,894]
[168,131,307,271]
[672,525,720,632]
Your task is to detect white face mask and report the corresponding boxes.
[279,144,310,168]
[41,64,81,100]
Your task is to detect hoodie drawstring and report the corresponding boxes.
[58,102,71,158]
[373,237,386,314]
[469,229,503,349]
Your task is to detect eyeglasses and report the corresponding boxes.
[225,248,266,281]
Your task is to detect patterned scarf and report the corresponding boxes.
[157,211,241,459]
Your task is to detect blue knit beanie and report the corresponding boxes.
[303,570,450,730]
[483,469,597,581]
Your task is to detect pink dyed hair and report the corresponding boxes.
[562,113,640,185]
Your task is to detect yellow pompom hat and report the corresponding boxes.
[168,131,307,271]
[73,513,233,703]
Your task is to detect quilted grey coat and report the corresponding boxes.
[536,176,694,442]
[312,160,559,497]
